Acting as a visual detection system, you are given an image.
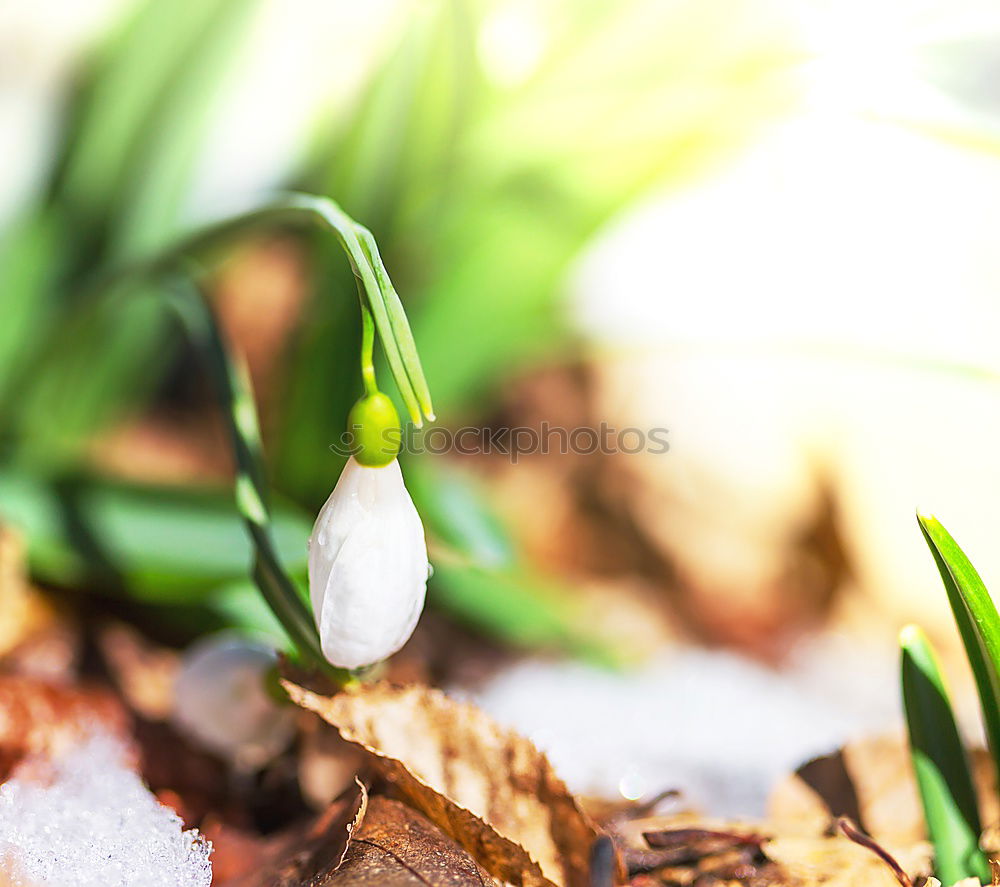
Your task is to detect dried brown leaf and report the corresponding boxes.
[765,834,930,887]
[283,680,607,887]
[98,622,179,720]
[222,779,368,887]
[330,796,502,887]
[298,717,367,811]
[769,733,998,846]
[612,812,783,884]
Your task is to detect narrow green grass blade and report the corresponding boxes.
[0,468,310,601]
[163,280,328,669]
[11,287,176,462]
[57,0,257,258]
[12,0,260,461]
[900,625,989,885]
[918,513,1000,778]
[57,0,236,223]
[0,210,60,405]
[109,0,260,258]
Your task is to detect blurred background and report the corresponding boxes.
[4,0,1000,815]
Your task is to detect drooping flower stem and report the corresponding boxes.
[99,192,434,426]
[165,276,338,676]
[358,298,378,398]
[79,193,433,676]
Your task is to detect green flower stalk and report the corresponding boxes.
[347,301,403,467]
[97,193,434,676]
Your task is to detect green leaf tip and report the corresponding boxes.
[917,511,1000,776]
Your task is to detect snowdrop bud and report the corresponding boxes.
[172,634,295,768]
[308,456,429,669]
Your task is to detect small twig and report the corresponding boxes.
[642,827,767,850]
[629,788,681,819]
[838,817,912,887]
[625,827,768,876]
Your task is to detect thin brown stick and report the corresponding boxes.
[838,817,912,887]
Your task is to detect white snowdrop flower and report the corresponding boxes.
[172,633,295,768]
[308,455,429,669]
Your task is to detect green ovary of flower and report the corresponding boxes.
[348,392,402,467]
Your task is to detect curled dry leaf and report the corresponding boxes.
[222,779,368,887]
[283,680,608,887]
[331,796,502,887]
[768,733,998,847]
[0,676,130,778]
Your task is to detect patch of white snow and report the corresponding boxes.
[0,733,211,887]
[464,634,902,817]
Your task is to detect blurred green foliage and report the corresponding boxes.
[279,0,794,500]
[0,0,792,658]
[3,0,260,462]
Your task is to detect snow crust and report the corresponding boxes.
[0,734,211,887]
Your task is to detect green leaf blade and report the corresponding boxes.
[0,468,311,602]
[918,513,1000,775]
[900,624,989,885]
